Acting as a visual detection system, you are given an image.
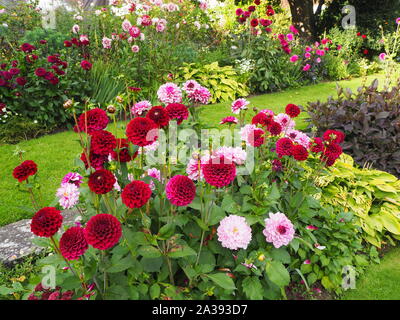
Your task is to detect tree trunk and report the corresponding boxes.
[287,0,316,41]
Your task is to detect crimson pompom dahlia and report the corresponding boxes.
[88,169,116,194]
[165,103,189,125]
[285,104,301,118]
[202,156,236,188]
[252,112,273,127]
[12,160,38,182]
[80,152,108,170]
[292,145,309,161]
[80,60,92,70]
[77,108,109,134]
[126,117,158,147]
[267,121,282,136]
[250,18,259,27]
[311,137,324,153]
[121,180,152,208]
[322,143,342,162]
[166,175,196,206]
[85,214,122,250]
[31,207,63,237]
[248,128,265,147]
[276,138,294,158]
[146,106,170,128]
[322,130,345,144]
[111,138,137,162]
[90,130,117,156]
[59,226,88,260]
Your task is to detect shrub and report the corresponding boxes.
[0,116,50,144]
[306,79,400,178]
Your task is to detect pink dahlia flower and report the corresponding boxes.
[187,86,211,104]
[102,37,112,49]
[263,212,295,248]
[285,129,311,148]
[303,64,311,71]
[147,167,161,190]
[122,19,132,32]
[287,33,294,41]
[231,98,250,114]
[220,116,238,125]
[129,26,141,38]
[131,100,151,116]
[182,79,200,93]
[56,183,80,209]
[290,55,299,62]
[157,82,182,104]
[239,124,257,145]
[379,53,386,61]
[131,45,140,53]
[274,113,295,132]
[214,146,247,165]
[166,175,196,206]
[61,172,83,187]
[217,215,252,250]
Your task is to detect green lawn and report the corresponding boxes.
[341,247,400,300]
[0,73,386,227]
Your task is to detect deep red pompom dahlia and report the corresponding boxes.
[292,145,309,161]
[88,169,116,194]
[80,60,92,70]
[322,130,345,144]
[31,207,63,237]
[90,130,117,156]
[165,103,189,125]
[267,121,282,136]
[77,108,109,134]
[276,138,294,158]
[311,137,324,153]
[252,112,273,127]
[111,138,137,162]
[166,175,196,206]
[146,106,170,128]
[201,156,236,188]
[85,214,122,250]
[12,160,38,182]
[250,18,259,27]
[80,152,108,170]
[285,104,301,118]
[121,180,152,208]
[59,226,88,260]
[322,143,342,161]
[126,117,158,147]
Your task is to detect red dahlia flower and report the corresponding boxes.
[121,180,152,208]
[311,137,324,153]
[90,130,117,156]
[77,108,109,134]
[252,112,273,127]
[322,130,345,144]
[236,8,244,16]
[276,137,294,158]
[292,145,309,161]
[202,156,236,188]
[248,5,256,12]
[285,104,301,118]
[166,175,196,206]
[12,160,38,182]
[20,43,35,53]
[35,68,47,77]
[60,226,88,260]
[88,169,116,194]
[322,143,342,161]
[31,207,63,237]
[248,128,265,147]
[146,106,170,128]
[165,103,189,125]
[111,138,137,162]
[126,117,158,147]
[267,121,282,136]
[250,18,259,27]
[16,77,27,86]
[80,60,92,70]
[80,152,108,170]
[85,214,122,250]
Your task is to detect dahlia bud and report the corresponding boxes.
[116,96,123,103]
[258,254,265,261]
[107,105,116,114]
[63,99,73,109]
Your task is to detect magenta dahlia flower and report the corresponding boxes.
[217,215,252,250]
[166,175,196,206]
[231,98,250,114]
[202,156,236,188]
[157,82,182,104]
[220,116,238,125]
[263,212,295,248]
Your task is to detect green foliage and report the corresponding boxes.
[177,62,249,103]
[311,154,400,248]
[307,78,400,178]
[0,116,51,144]
[21,28,69,52]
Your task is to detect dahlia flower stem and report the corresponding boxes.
[72,112,92,170]
[26,180,40,211]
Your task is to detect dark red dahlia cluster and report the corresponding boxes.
[77,108,109,134]
[278,34,292,54]
[126,117,159,147]
[276,138,309,161]
[12,160,38,182]
[121,180,152,208]
[248,128,265,147]
[202,156,237,188]
[251,111,282,137]
[166,175,196,206]
[84,214,122,250]
[235,2,274,33]
[311,130,345,166]
[59,226,88,260]
[165,103,189,125]
[0,63,27,88]
[88,169,116,194]
[30,207,63,237]
[111,138,137,162]
[28,283,74,300]
[285,104,301,118]
[146,106,170,128]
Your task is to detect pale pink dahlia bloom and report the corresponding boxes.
[121,19,132,32]
[131,45,140,53]
[56,183,80,209]
[131,100,151,116]
[285,129,311,148]
[187,86,211,104]
[263,212,295,248]
[102,37,112,49]
[61,172,83,187]
[217,215,252,250]
[157,83,183,104]
[214,146,247,165]
[274,113,295,132]
[260,109,275,116]
[186,151,210,181]
[182,79,201,93]
[231,98,250,114]
[147,167,161,190]
[239,124,257,146]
